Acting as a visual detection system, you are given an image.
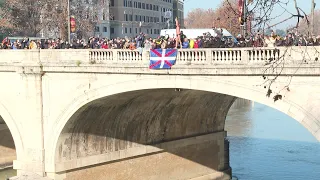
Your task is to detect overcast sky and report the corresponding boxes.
[184,0,318,29]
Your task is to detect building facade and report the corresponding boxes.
[69,0,184,39]
[173,0,184,28]
[108,0,174,38]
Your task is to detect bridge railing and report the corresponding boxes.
[0,47,319,65]
[88,47,319,65]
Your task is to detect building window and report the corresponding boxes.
[110,0,114,6]
[151,29,152,34]
[103,27,108,32]
[125,27,127,33]
[135,28,138,34]
[130,28,132,33]
[111,28,115,34]
[95,26,100,32]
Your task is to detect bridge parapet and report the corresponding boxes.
[0,47,319,66]
[88,47,320,65]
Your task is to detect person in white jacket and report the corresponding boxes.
[264,35,276,47]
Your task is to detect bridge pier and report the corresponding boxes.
[49,132,230,180]
[9,70,46,177]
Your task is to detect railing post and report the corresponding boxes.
[205,49,212,64]
[142,50,149,65]
[112,49,118,63]
[241,49,249,64]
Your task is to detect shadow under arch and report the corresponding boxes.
[48,76,320,176]
[0,102,23,162]
[55,89,236,179]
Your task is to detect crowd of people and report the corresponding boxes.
[1,29,320,50]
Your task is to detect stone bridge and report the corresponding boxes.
[0,47,319,180]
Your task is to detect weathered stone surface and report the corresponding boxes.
[60,132,230,180]
[0,48,320,179]
[0,116,4,124]
[56,89,235,163]
[9,172,52,180]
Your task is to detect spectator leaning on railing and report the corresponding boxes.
[1,30,320,50]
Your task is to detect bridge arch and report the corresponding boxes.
[0,101,23,162]
[47,76,320,173]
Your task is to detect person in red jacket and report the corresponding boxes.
[194,40,199,48]
[101,42,108,49]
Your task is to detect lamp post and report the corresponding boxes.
[311,0,315,35]
[67,0,71,43]
[243,0,247,35]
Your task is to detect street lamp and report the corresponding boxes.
[67,0,71,43]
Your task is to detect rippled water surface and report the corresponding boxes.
[0,168,16,180]
[226,100,320,180]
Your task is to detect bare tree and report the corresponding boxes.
[185,0,252,36]
[299,9,320,35]
[0,0,110,39]
[214,0,319,102]
[64,0,109,40]
[214,0,241,36]
[185,8,216,29]
[0,0,62,37]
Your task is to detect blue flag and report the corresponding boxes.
[149,49,177,69]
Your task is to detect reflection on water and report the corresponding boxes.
[0,168,16,180]
[226,99,320,180]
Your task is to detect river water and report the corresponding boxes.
[226,100,320,180]
[1,100,320,180]
[0,168,15,179]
